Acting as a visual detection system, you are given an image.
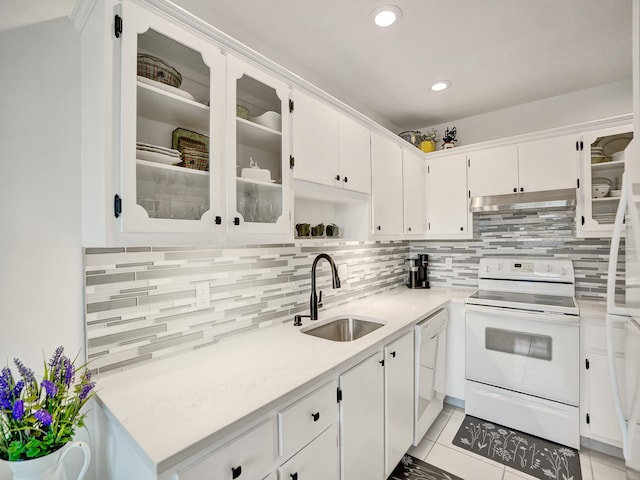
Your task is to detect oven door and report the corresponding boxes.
[465,304,579,406]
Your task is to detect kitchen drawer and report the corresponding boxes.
[278,423,339,480]
[177,417,277,480]
[278,380,338,457]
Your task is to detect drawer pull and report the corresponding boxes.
[290,473,298,480]
[231,465,242,479]
[311,411,320,422]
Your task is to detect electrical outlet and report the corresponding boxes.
[338,264,348,284]
[195,282,210,309]
[445,258,453,268]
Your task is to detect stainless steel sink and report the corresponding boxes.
[301,316,385,342]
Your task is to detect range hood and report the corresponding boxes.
[469,188,576,213]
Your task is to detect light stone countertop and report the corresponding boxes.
[96,286,473,474]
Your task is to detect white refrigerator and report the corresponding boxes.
[606,4,640,479]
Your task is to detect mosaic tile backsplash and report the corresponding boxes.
[85,207,622,375]
[85,241,408,375]
[411,207,624,298]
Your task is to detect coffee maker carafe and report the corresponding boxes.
[406,254,430,289]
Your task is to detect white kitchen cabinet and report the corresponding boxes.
[226,55,292,239]
[278,424,339,480]
[119,2,226,234]
[291,89,339,188]
[340,331,414,480]
[340,351,385,480]
[446,301,466,401]
[467,145,518,197]
[576,124,633,238]
[425,153,472,239]
[468,135,578,197]
[402,148,427,237]
[291,89,371,194]
[384,331,414,477]
[176,417,278,480]
[337,112,371,194]
[517,134,578,192]
[371,132,404,236]
[580,316,626,447]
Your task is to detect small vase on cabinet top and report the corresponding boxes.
[3,441,90,480]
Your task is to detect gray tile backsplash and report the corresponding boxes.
[85,207,622,375]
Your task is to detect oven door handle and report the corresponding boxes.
[465,303,579,325]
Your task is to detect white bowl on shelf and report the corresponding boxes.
[610,189,622,198]
[249,111,281,131]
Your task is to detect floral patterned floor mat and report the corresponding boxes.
[452,415,581,480]
[388,454,464,480]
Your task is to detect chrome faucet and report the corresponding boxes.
[294,253,341,326]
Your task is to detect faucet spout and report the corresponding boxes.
[309,253,341,320]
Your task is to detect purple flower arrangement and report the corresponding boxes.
[0,346,96,461]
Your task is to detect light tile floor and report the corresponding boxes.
[408,405,627,480]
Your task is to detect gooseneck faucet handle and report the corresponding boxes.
[309,253,342,320]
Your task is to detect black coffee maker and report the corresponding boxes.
[406,254,430,289]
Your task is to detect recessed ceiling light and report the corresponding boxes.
[370,5,403,27]
[431,80,450,92]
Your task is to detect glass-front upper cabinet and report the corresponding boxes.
[119,2,225,233]
[226,55,291,237]
[577,124,633,237]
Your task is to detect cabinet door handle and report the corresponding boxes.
[520,187,524,192]
[344,176,348,183]
[390,351,396,358]
[460,226,464,231]
[290,473,298,480]
[231,465,242,478]
[335,174,341,181]
[377,225,381,231]
[513,187,517,193]
[407,227,412,232]
[379,359,385,366]
[215,216,222,225]
[312,411,320,422]
[234,217,240,226]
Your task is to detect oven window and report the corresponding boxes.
[485,327,552,361]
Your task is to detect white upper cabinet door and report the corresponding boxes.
[402,149,427,236]
[371,132,404,235]
[337,112,371,194]
[518,134,578,192]
[426,153,471,238]
[226,55,292,238]
[467,145,518,197]
[119,2,225,234]
[291,89,339,187]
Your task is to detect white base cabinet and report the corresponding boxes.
[384,331,415,477]
[339,351,384,480]
[340,330,415,480]
[580,315,626,447]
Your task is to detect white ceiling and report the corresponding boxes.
[2,0,633,132]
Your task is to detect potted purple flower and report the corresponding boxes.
[0,346,95,479]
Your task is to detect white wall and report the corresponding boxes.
[0,17,89,479]
[420,79,632,148]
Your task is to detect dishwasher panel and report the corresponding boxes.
[413,309,448,445]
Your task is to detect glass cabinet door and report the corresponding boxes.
[226,55,291,236]
[119,2,225,233]
[578,125,632,237]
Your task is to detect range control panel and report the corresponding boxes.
[479,258,574,282]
